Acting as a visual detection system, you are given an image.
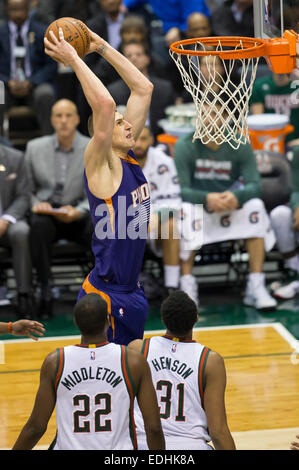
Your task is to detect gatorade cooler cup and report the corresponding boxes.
[247,114,294,153]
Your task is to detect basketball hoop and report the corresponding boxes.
[169,30,298,149]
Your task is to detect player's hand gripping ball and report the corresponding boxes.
[45,17,91,59]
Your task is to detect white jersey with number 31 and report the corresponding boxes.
[134,335,212,450]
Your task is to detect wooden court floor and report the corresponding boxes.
[0,323,298,450]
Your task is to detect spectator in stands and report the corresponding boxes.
[122,0,210,37]
[108,40,176,139]
[166,11,213,55]
[205,0,223,14]
[25,99,92,320]
[87,0,125,50]
[250,73,299,148]
[167,12,214,102]
[174,99,277,310]
[133,126,181,292]
[270,146,299,300]
[33,0,100,25]
[210,0,254,37]
[120,14,167,78]
[87,14,168,89]
[0,0,57,136]
[185,12,213,39]
[0,143,32,318]
[123,0,210,65]
[120,13,150,44]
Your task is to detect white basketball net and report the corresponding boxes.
[170,39,261,149]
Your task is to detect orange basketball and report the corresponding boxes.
[45,17,91,59]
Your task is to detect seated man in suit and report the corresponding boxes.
[0,0,57,135]
[0,143,32,318]
[108,40,176,139]
[25,99,93,320]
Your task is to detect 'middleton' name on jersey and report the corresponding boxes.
[151,356,194,379]
[61,366,123,391]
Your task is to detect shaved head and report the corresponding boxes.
[51,99,79,116]
[50,99,80,140]
[186,12,212,38]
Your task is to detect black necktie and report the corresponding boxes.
[16,26,23,47]
[16,26,25,78]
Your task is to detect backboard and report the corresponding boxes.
[253,0,284,39]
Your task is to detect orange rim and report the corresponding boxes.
[170,30,297,61]
[170,36,267,60]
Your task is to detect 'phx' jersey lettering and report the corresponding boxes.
[52,343,137,450]
[84,150,150,289]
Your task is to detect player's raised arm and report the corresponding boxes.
[87,29,154,142]
[44,30,116,169]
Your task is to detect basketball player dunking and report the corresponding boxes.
[44,28,153,345]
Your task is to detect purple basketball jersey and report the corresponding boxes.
[84,150,150,290]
